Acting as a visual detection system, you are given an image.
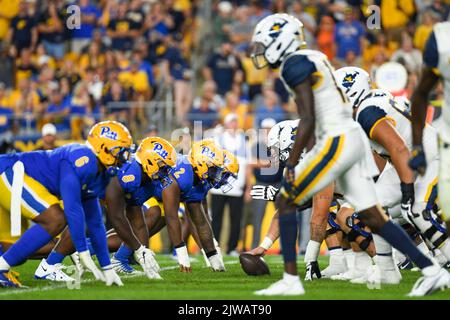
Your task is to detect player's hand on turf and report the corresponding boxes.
[248,246,266,257]
[102,266,124,286]
[305,261,322,281]
[175,244,192,273]
[79,250,105,281]
[179,265,192,273]
[284,163,296,185]
[408,145,427,176]
[70,252,84,277]
[250,185,279,201]
[208,254,226,272]
[134,245,162,280]
[400,182,417,225]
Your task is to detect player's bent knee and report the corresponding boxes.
[357,209,384,233]
[33,204,66,234]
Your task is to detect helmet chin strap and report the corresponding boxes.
[106,166,118,177]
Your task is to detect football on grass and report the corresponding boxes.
[239,253,270,276]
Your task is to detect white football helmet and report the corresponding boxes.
[335,67,371,108]
[394,95,411,115]
[267,119,299,164]
[251,13,306,69]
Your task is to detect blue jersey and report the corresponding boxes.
[0,144,109,199]
[153,155,210,203]
[0,143,112,258]
[117,159,157,206]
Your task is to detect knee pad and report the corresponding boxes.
[411,209,449,249]
[326,212,341,238]
[345,213,373,251]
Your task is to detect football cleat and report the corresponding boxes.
[408,267,450,297]
[0,270,22,288]
[351,265,401,285]
[304,261,322,281]
[111,257,141,275]
[321,255,347,278]
[398,257,414,270]
[254,278,305,296]
[34,259,75,282]
[331,267,367,281]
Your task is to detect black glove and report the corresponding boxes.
[400,182,418,223]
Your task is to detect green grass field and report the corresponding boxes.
[0,254,448,300]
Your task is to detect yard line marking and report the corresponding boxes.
[0,260,240,296]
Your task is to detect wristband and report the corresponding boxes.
[260,237,273,250]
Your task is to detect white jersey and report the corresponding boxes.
[424,22,450,141]
[279,49,358,138]
[355,89,438,161]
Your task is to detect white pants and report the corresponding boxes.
[280,127,379,212]
[438,137,450,223]
[374,158,438,218]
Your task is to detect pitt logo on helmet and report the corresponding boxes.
[153,142,169,159]
[99,126,118,141]
[201,146,216,159]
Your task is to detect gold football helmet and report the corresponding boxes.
[135,137,177,182]
[188,139,224,187]
[86,121,133,168]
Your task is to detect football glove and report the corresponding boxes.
[70,252,84,277]
[304,261,322,281]
[134,245,162,280]
[175,244,191,273]
[201,249,211,267]
[400,182,418,225]
[79,250,104,281]
[102,265,124,286]
[408,145,427,175]
[250,185,279,201]
[208,253,226,272]
[284,163,296,185]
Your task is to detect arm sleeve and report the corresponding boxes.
[59,160,88,252]
[423,31,439,69]
[356,105,388,138]
[83,197,111,268]
[281,54,316,89]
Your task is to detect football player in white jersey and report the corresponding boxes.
[335,67,450,279]
[409,21,450,234]
[250,13,449,297]
[249,120,348,279]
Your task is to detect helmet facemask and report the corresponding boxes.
[203,164,225,189]
[149,159,174,189]
[250,42,270,69]
[109,144,134,167]
[217,171,237,193]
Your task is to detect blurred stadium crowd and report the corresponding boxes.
[0,0,448,254]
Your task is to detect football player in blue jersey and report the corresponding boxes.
[150,139,227,272]
[0,121,132,287]
[108,144,238,272]
[37,137,173,280]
